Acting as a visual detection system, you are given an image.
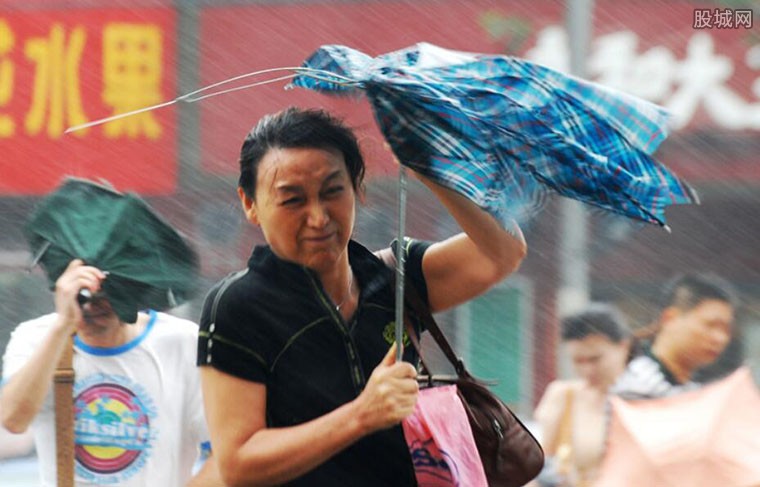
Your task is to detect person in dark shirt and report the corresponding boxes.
[611,273,736,400]
[197,107,527,486]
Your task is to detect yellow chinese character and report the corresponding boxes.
[102,23,163,139]
[24,23,88,138]
[0,19,15,137]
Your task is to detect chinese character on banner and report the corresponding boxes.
[24,23,89,139]
[102,23,163,139]
[0,9,176,196]
[0,19,14,137]
[528,26,760,131]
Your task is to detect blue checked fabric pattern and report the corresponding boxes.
[293,43,698,228]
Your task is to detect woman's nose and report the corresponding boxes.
[306,202,329,228]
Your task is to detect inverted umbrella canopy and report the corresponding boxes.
[292,42,698,229]
[24,178,199,324]
[595,367,760,487]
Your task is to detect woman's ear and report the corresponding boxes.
[237,187,259,225]
[356,183,367,205]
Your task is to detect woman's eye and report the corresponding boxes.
[281,197,302,206]
[324,186,344,196]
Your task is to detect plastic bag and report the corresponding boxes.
[402,385,488,486]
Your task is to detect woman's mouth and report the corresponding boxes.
[304,233,334,242]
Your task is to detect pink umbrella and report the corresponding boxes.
[595,367,760,487]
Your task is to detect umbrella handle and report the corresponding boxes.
[76,289,92,307]
[75,271,109,306]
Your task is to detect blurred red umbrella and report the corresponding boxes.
[595,367,760,487]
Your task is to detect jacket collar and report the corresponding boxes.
[247,240,393,301]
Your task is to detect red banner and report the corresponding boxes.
[0,8,176,195]
[198,0,758,180]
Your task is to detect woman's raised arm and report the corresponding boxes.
[417,175,527,313]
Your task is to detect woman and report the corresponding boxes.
[197,107,527,486]
[533,303,632,487]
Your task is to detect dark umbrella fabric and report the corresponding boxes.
[292,42,698,229]
[24,178,199,324]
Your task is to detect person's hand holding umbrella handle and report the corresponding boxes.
[0,259,105,434]
[54,259,107,334]
[352,343,420,434]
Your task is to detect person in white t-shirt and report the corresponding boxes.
[0,259,221,486]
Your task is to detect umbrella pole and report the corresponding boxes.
[394,167,408,361]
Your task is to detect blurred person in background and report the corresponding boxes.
[0,259,221,486]
[611,273,736,400]
[533,303,632,487]
[197,107,527,486]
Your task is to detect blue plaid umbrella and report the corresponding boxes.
[65,42,698,358]
[292,42,698,229]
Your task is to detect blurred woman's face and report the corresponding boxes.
[239,146,356,272]
[566,334,629,389]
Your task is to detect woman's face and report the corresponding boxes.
[565,334,629,389]
[239,146,356,272]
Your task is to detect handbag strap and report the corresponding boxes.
[376,248,466,377]
[54,334,76,487]
[400,308,434,380]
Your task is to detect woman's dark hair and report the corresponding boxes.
[238,107,366,200]
[561,302,631,343]
[660,273,737,311]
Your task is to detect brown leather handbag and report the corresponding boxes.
[382,250,544,486]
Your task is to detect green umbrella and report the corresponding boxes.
[24,177,199,324]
